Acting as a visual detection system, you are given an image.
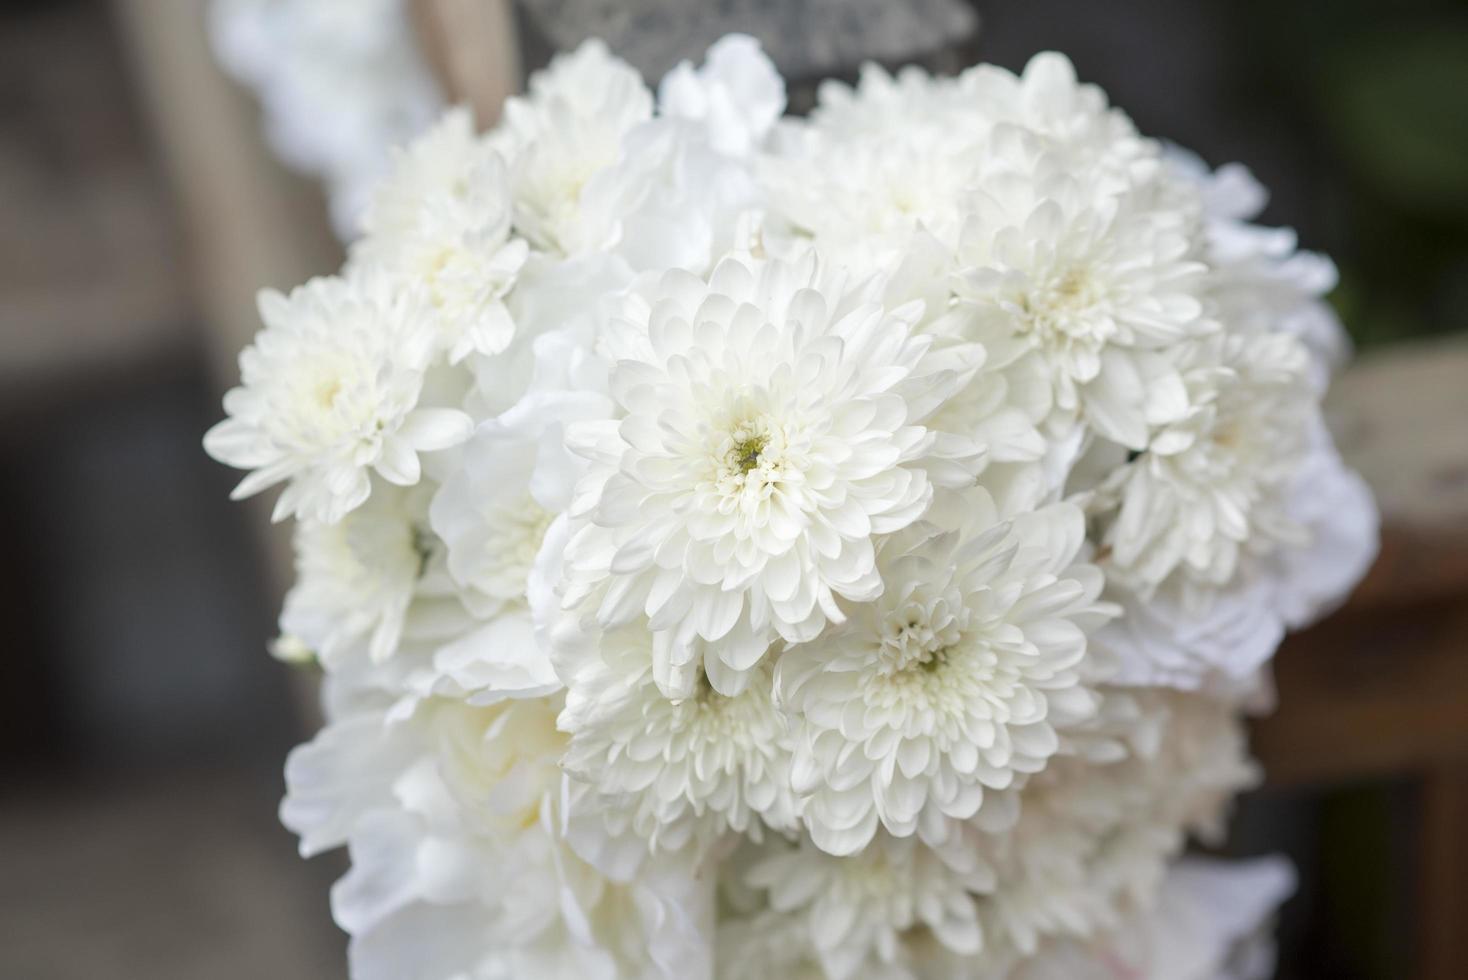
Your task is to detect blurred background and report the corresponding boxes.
[1,0,1465,977]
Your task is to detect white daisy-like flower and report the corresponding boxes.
[952,157,1205,449]
[807,61,974,140]
[959,53,1154,193]
[777,490,1113,855]
[357,108,529,363]
[762,119,983,280]
[557,625,796,856]
[282,686,714,980]
[970,689,1259,958]
[742,833,993,980]
[431,327,613,618]
[659,33,785,158]
[496,39,654,256]
[1097,421,1377,693]
[1102,331,1315,592]
[762,66,988,286]
[928,856,1292,980]
[561,250,985,697]
[1088,856,1293,980]
[203,272,472,523]
[279,480,427,666]
[1168,146,1348,390]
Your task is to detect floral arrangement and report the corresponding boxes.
[205,36,1378,979]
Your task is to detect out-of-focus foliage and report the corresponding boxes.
[1237,0,1468,349]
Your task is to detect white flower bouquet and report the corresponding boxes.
[206,36,1378,979]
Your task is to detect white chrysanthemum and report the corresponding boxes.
[970,689,1259,958]
[557,625,796,855]
[807,61,975,139]
[561,251,984,698]
[958,53,1154,193]
[204,272,472,523]
[659,33,785,158]
[762,119,982,279]
[279,481,427,666]
[1169,146,1348,391]
[765,52,1155,289]
[1097,422,1377,693]
[463,251,634,420]
[742,833,993,980]
[432,327,613,618]
[1103,331,1315,591]
[282,686,714,980]
[1082,856,1293,980]
[496,40,654,255]
[358,108,529,363]
[917,856,1293,980]
[778,491,1112,855]
[952,159,1205,449]
[762,65,986,285]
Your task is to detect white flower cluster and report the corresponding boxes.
[206,36,1378,980]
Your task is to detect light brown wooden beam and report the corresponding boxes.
[409,0,521,125]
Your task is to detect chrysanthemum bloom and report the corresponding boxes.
[558,629,797,856]
[968,689,1259,958]
[741,833,993,980]
[357,108,529,363]
[203,272,472,524]
[1103,331,1315,592]
[431,328,612,620]
[495,39,654,256]
[952,158,1207,450]
[560,250,986,697]
[282,688,713,980]
[279,481,427,666]
[778,489,1113,855]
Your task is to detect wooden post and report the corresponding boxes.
[109,0,344,598]
[1251,337,1468,979]
[409,0,521,124]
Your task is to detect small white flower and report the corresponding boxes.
[432,328,612,618]
[497,40,654,255]
[970,689,1259,957]
[743,833,992,980]
[282,688,714,980]
[762,118,982,280]
[1103,331,1315,591]
[953,159,1206,449]
[280,481,427,666]
[778,491,1112,855]
[1097,422,1377,693]
[358,108,530,363]
[959,53,1153,193]
[561,250,984,698]
[204,272,472,523]
[558,626,797,856]
[659,34,784,158]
